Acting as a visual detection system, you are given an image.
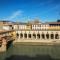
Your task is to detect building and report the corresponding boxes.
[0,21,13,31]
[0,20,60,42]
[31,21,49,30]
[13,22,31,30]
[48,22,60,30]
[0,21,16,47]
[14,20,60,41]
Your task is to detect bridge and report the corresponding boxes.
[0,30,15,52]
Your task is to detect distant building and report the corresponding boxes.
[48,21,60,30]
[0,21,13,30]
[31,21,49,30]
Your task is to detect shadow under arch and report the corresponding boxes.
[41,33,45,39]
[24,33,27,38]
[20,33,23,38]
[55,34,59,39]
[50,34,54,39]
[37,33,40,39]
[46,33,49,39]
[33,33,36,39]
[28,34,31,38]
[16,33,19,38]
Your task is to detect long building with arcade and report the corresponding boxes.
[14,20,60,41]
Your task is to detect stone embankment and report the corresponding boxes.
[13,39,60,45]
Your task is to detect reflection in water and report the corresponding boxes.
[0,44,60,60]
[5,55,59,60]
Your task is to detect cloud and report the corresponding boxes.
[4,10,23,20]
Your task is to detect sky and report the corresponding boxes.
[0,0,60,22]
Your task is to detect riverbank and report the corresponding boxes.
[13,39,60,45]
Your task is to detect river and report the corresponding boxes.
[0,43,60,60]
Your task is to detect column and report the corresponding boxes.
[31,34,33,40]
[36,34,37,40]
[23,33,24,39]
[49,33,51,40]
[54,33,55,40]
[40,34,42,40]
[59,34,60,40]
[44,33,46,40]
[27,34,28,39]
[40,34,41,40]
[19,33,20,39]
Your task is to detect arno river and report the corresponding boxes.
[0,43,60,60]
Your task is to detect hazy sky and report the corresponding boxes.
[0,0,60,22]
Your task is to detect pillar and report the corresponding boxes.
[44,33,46,40]
[0,38,7,52]
[59,34,60,40]
[40,34,41,40]
[27,34,28,39]
[31,34,33,39]
[48,33,50,40]
[23,33,24,39]
[54,33,55,40]
[36,34,37,40]
[19,33,20,39]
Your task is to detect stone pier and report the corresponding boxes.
[0,37,7,52]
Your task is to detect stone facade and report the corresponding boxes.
[15,30,60,40]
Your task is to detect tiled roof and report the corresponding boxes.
[0,20,14,26]
[14,22,27,25]
[45,22,60,24]
[0,30,14,33]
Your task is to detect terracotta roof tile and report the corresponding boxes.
[46,22,60,24]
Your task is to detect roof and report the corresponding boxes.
[0,20,15,23]
[14,22,27,25]
[46,22,60,24]
[0,20,14,26]
[0,30,14,34]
